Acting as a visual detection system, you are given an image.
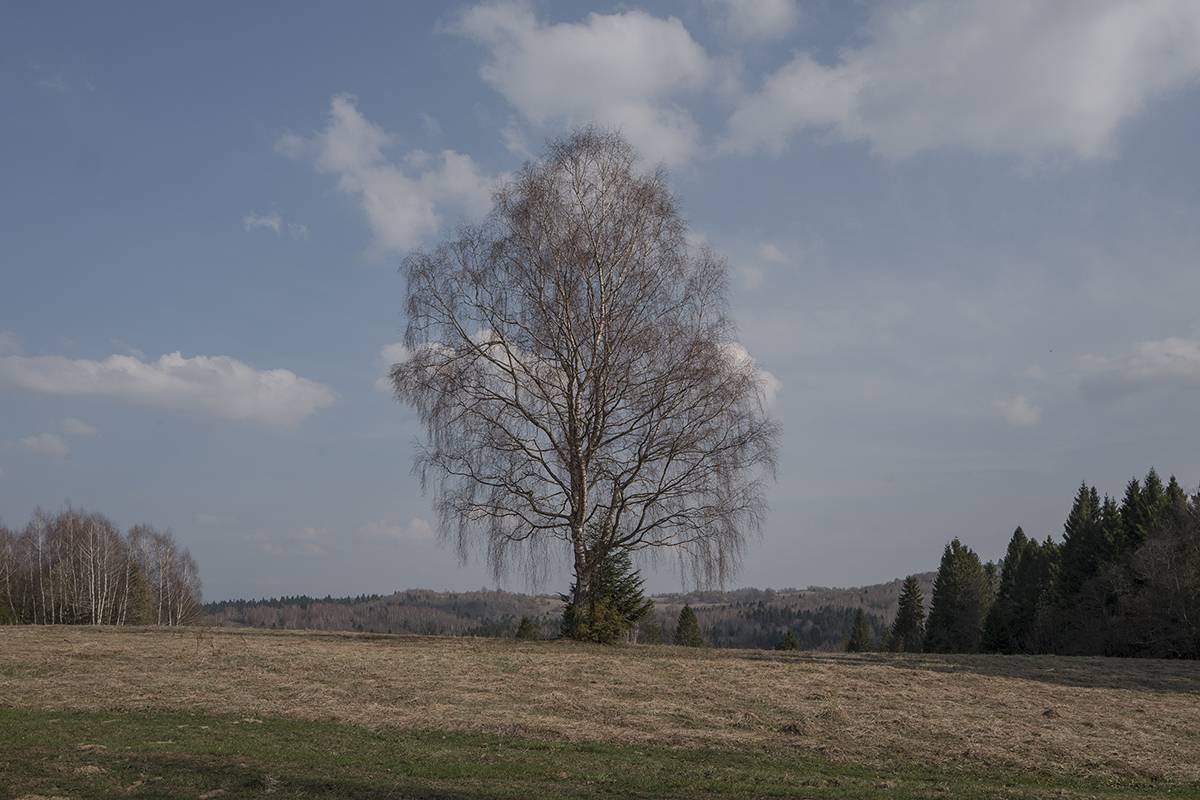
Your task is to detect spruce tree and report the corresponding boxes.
[924,538,992,653]
[561,533,654,643]
[846,608,871,652]
[674,604,705,647]
[983,528,1028,653]
[775,629,800,651]
[515,616,538,640]
[1046,483,1111,653]
[888,575,925,652]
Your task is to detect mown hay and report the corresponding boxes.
[1,626,1197,781]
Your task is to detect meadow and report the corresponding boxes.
[2,626,1198,799]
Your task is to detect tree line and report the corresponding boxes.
[886,469,1200,658]
[0,508,202,626]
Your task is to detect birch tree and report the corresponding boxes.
[391,128,779,624]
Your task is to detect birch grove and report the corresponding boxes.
[0,509,201,626]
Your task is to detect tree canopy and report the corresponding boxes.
[391,128,778,625]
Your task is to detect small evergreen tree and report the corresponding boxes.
[924,538,993,653]
[775,628,800,651]
[514,616,538,640]
[846,608,871,652]
[674,604,705,647]
[561,533,654,644]
[887,575,925,652]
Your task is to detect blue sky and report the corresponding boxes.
[4,1,1200,601]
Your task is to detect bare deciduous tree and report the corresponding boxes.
[391,128,779,618]
[0,509,201,626]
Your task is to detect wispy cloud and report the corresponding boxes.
[243,211,309,240]
[360,517,435,542]
[250,527,330,558]
[0,331,22,356]
[20,432,71,458]
[1081,337,1200,388]
[61,417,97,437]
[994,395,1041,427]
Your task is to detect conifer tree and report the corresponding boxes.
[674,604,705,647]
[983,528,1060,653]
[846,608,871,652]
[561,531,654,643]
[983,528,1028,653]
[924,538,992,653]
[515,616,538,640]
[888,575,925,652]
[1044,483,1111,653]
[776,628,800,651]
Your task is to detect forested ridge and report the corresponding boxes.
[205,579,929,650]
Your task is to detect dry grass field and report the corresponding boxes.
[3,626,1199,798]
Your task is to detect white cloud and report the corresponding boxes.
[21,433,70,458]
[61,417,97,437]
[0,331,22,356]
[757,243,788,264]
[0,351,335,426]
[726,1,1200,160]
[705,0,800,41]
[994,395,1041,427]
[375,341,412,392]
[452,1,712,165]
[361,517,435,542]
[1082,337,1200,385]
[280,95,494,256]
[243,211,282,235]
[721,342,781,405]
[243,211,309,240]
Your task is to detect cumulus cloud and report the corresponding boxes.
[994,395,1041,427]
[1081,337,1200,388]
[243,211,309,240]
[280,94,494,256]
[0,351,335,426]
[21,433,70,458]
[705,0,800,41]
[361,517,435,542]
[61,417,97,436]
[452,1,712,165]
[726,0,1200,160]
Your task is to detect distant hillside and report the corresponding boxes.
[205,573,935,650]
[649,573,936,649]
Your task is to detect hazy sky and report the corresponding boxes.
[4,1,1200,601]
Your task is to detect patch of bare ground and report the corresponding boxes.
[1,626,1197,782]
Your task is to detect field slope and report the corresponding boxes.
[2,626,1198,799]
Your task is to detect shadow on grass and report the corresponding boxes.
[1,707,1187,800]
[722,647,1200,694]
